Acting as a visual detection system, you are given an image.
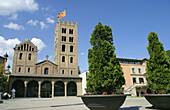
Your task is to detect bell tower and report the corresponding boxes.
[12,38,38,74]
[54,19,78,75]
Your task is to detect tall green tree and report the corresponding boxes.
[0,64,9,91]
[86,22,125,94]
[147,32,170,94]
[166,50,170,62]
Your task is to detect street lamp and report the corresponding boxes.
[0,53,9,102]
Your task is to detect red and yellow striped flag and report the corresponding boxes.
[3,59,6,75]
[57,10,66,19]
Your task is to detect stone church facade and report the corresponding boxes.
[9,20,82,98]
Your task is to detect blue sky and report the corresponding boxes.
[0,0,170,72]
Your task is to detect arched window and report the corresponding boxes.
[29,46,31,51]
[32,48,34,51]
[19,53,23,60]
[62,56,65,62]
[28,68,30,73]
[18,47,20,50]
[21,45,23,50]
[44,68,48,75]
[70,57,73,63]
[70,46,73,52]
[62,70,64,74]
[71,70,73,75]
[18,67,21,72]
[27,44,29,51]
[28,53,31,60]
[62,45,65,52]
[24,44,26,50]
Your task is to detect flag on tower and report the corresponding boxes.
[57,10,66,19]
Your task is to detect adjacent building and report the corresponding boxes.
[0,56,5,65]
[118,58,147,96]
[79,58,148,96]
[9,20,82,98]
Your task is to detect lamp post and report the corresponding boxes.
[0,53,8,103]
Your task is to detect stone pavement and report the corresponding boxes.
[1,97,161,110]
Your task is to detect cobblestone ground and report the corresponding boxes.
[1,97,161,110]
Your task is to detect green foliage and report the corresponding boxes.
[166,50,170,62]
[147,32,170,94]
[0,64,9,91]
[86,22,125,94]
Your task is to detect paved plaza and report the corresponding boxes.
[1,97,161,110]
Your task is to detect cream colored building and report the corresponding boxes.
[80,58,148,96]
[79,70,89,95]
[9,19,82,98]
[118,58,147,96]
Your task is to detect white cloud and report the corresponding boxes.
[0,0,38,16]
[81,52,85,55]
[3,22,24,30]
[31,38,46,52]
[27,19,39,26]
[41,6,51,11]
[46,17,55,24]
[40,21,47,29]
[0,36,21,66]
[9,13,18,20]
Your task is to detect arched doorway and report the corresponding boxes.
[41,81,52,98]
[54,81,65,96]
[27,80,38,97]
[12,80,24,97]
[67,81,77,96]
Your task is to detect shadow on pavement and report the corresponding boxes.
[7,103,85,110]
[119,106,141,110]
[51,103,84,107]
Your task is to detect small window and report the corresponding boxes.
[62,28,66,33]
[21,45,23,50]
[62,36,66,41]
[29,46,31,51]
[69,29,73,34]
[70,57,73,63]
[32,48,34,51]
[28,53,31,60]
[18,47,20,50]
[19,53,23,60]
[28,68,30,73]
[139,78,144,84]
[132,68,135,73]
[62,56,65,62]
[133,78,136,84]
[27,44,29,51]
[71,70,73,75]
[70,46,73,52]
[18,67,21,72]
[69,37,73,42]
[24,44,26,50]
[62,45,65,52]
[44,68,48,75]
[138,68,141,73]
[62,70,64,74]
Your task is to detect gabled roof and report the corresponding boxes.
[14,38,38,51]
[36,60,58,67]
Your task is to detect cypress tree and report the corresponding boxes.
[86,22,125,94]
[147,32,170,94]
